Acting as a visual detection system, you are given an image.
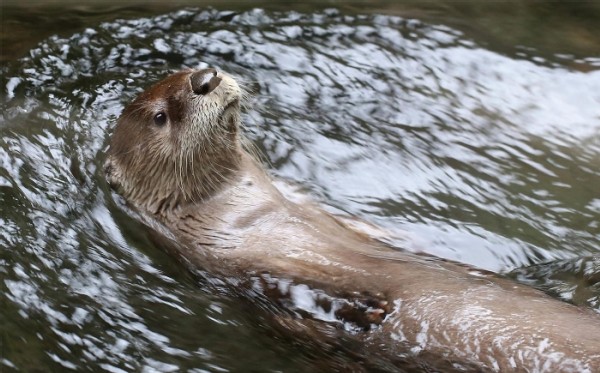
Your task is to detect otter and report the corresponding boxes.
[105,68,600,372]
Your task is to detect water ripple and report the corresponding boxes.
[1,6,599,372]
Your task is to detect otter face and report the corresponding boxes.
[105,69,243,213]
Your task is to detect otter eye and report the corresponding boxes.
[154,112,167,126]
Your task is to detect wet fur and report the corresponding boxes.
[106,69,600,372]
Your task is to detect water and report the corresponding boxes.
[1,3,600,371]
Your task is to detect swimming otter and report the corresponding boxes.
[105,68,600,372]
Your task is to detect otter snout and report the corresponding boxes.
[190,68,222,95]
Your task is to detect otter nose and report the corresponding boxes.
[190,68,221,95]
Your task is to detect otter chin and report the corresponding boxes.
[105,68,600,372]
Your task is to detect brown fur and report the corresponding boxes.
[106,69,600,372]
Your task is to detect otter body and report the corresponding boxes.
[106,69,600,372]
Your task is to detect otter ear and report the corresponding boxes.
[104,156,121,190]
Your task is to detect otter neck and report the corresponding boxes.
[110,131,243,216]
[152,143,242,215]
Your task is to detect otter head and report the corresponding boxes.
[105,68,243,214]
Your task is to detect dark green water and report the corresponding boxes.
[1,2,599,371]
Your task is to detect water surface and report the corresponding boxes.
[1,3,599,371]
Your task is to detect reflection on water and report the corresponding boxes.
[508,256,600,310]
[1,5,599,372]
